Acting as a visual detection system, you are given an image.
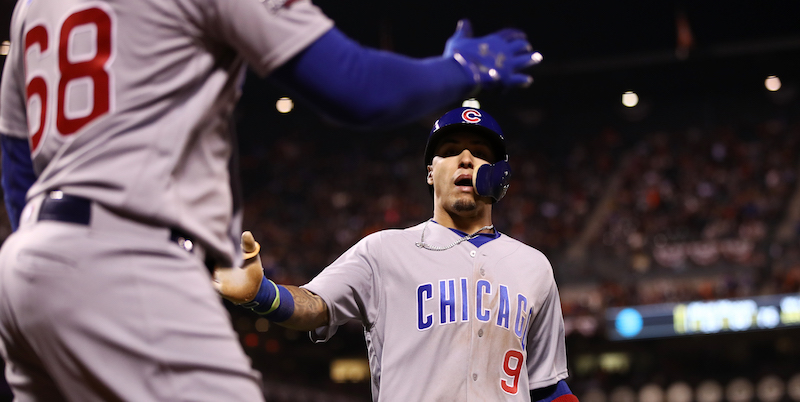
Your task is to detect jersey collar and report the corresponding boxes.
[431,220,501,248]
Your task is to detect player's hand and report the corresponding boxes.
[212,231,265,304]
[443,19,543,91]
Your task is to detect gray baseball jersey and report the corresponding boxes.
[0,0,333,266]
[303,220,569,401]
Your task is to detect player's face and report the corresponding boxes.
[427,131,495,217]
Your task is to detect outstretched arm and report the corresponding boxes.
[213,231,329,331]
[270,19,541,128]
[281,286,328,331]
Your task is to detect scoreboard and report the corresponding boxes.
[606,292,800,340]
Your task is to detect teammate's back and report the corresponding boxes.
[3,0,332,264]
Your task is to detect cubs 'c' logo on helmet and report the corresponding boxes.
[461,109,482,123]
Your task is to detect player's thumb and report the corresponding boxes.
[241,231,261,259]
[452,19,473,39]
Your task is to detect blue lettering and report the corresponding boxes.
[521,307,534,350]
[440,280,456,324]
[476,280,491,322]
[514,294,528,337]
[461,278,469,322]
[417,284,433,330]
[496,285,510,329]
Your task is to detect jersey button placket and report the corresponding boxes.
[470,250,484,395]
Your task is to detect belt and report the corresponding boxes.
[36,191,209,267]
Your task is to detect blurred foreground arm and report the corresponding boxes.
[213,232,329,331]
[270,19,541,127]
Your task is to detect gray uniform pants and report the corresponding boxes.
[0,194,264,401]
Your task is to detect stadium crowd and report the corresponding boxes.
[1,102,798,401]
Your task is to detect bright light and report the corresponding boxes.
[765,75,781,92]
[0,41,10,56]
[666,382,693,402]
[276,97,294,113]
[757,375,785,402]
[726,378,754,402]
[697,380,723,402]
[639,384,665,402]
[598,352,630,373]
[330,358,370,383]
[462,98,481,109]
[622,91,639,107]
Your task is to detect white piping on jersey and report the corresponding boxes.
[415,220,494,251]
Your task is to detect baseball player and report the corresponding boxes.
[217,107,578,401]
[0,0,541,399]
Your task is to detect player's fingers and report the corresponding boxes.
[241,231,261,259]
[453,18,473,38]
[509,52,543,69]
[505,73,534,88]
[505,38,533,55]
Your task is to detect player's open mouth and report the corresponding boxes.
[455,175,473,188]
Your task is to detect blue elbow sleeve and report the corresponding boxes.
[1,134,36,231]
[531,380,578,402]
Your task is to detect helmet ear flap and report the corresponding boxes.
[474,159,511,202]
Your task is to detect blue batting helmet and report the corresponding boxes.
[424,107,507,166]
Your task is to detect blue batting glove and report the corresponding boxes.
[444,19,542,93]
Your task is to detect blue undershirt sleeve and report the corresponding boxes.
[531,380,577,402]
[269,27,474,128]
[1,134,36,231]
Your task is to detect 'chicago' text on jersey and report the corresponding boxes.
[416,278,533,349]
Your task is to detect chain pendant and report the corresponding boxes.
[415,220,494,251]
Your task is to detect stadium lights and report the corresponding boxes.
[639,384,665,402]
[696,380,724,402]
[666,382,693,402]
[622,91,639,107]
[276,97,294,113]
[757,375,785,402]
[727,378,755,402]
[330,358,370,383]
[599,352,630,373]
[765,76,781,92]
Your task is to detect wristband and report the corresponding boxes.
[241,276,295,322]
